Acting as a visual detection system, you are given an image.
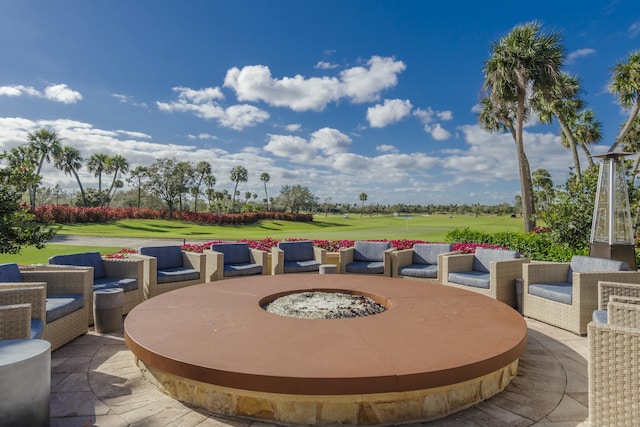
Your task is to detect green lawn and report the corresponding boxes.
[1,213,524,265]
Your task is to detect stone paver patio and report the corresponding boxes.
[49,317,590,427]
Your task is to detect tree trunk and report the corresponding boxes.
[515,90,536,233]
[557,115,581,181]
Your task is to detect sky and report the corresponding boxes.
[0,1,639,207]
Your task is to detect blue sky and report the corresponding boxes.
[1,1,639,207]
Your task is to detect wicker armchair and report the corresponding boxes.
[592,281,640,324]
[440,248,528,307]
[339,241,395,276]
[3,264,92,350]
[48,252,144,324]
[132,246,206,299]
[522,256,640,335]
[272,241,327,274]
[0,286,46,340]
[392,243,457,281]
[588,300,640,426]
[204,243,268,281]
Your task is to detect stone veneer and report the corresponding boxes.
[137,358,519,425]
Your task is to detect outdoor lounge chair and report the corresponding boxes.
[522,255,640,335]
[0,262,91,351]
[133,245,206,299]
[339,241,395,276]
[440,247,527,307]
[49,251,144,324]
[588,299,640,425]
[0,286,46,340]
[271,241,327,274]
[205,242,268,280]
[392,243,455,280]
[592,281,640,324]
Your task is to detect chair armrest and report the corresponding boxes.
[313,246,327,264]
[493,258,529,281]
[383,248,395,277]
[21,268,92,298]
[0,285,46,321]
[522,262,569,294]
[271,248,284,275]
[597,281,640,310]
[182,251,206,273]
[204,250,224,281]
[102,257,143,279]
[249,249,269,275]
[608,300,640,328]
[0,303,32,340]
[441,253,474,275]
[338,247,355,274]
[574,271,640,316]
[129,254,157,289]
[392,249,414,277]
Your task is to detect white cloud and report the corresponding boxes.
[429,123,452,141]
[630,21,640,38]
[112,93,149,109]
[157,86,269,130]
[0,83,82,103]
[223,56,406,111]
[117,130,151,139]
[187,133,218,140]
[309,127,352,155]
[285,123,301,132]
[366,99,413,128]
[414,107,453,124]
[264,127,351,162]
[264,134,315,162]
[315,61,338,70]
[566,48,596,64]
[376,144,399,153]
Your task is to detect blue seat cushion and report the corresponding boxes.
[46,295,84,323]
[346,261,385,274]
[30,319,44,339]
[283,260,321,273]
[448,271,490,289]
[528,282,572,305]
[567,256,628,283]
[472,248,519,273]
[353,241,390,262]
[399,264,438,278]
[157,267,200,284]
[49,252,106,279]
[279,241,315,262]
[139,246,184,270]
[94,277,139,292]
[412,244,451,265]
[0,263,22,282]
[224,263,263,277]
[212,243,251,265]
[592,310,608,324]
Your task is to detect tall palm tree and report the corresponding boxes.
[230,165,248,213]
[609,50,640,151]
[54,146,87,206]
[533,72,584,180]
[127,166,148,208]
[106,154,129,205]
[532,168,554,211]
[191,161,212,212]
[359,192,368,218]
[203,173,216,212]
[562,109,601,169]
[26,128,62,209]
[87,153,110,205]
[482,22,564,232]
[260,172,270,211]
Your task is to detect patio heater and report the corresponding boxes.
[589,152,636,270]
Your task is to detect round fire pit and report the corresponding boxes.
[125,275,527,425]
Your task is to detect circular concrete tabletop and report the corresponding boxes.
[125,275,527,395]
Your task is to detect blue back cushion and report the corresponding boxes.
[0,263,22,282]
[568,255,628,283]
[279,241,314,262]
[354,241,390,262]
[412,243,452,265]
[139,246,184,270]
[472,248,519,273]
[49,252,106,279]
[212,243,250,265]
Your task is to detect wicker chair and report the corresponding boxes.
[132,245,206,299]
[339,241,395,276]
[592,281,640,324]
[0,286,46,340]
[522,256,640,335]
[392,243,457,281]
[1,264,91,351]
[48,251,144,324]
[204,242,268,281]
[588,299,640,426]
[440,248,528,307]
[271,241,327,274]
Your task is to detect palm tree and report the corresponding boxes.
[127,166,148,208]
[106,154,129,205]
[563,109,601,169]
[191,161,212,212]
[87,153,110,205]
[203,173,216,212]
[260,172,270,211]
[532,168,554,211]
[26,128,62,209]
[359,192,368,218]
[619,116,640,178]
[533,72,584,180]
[609,51,640,152]
[54,146,87,206]
[230,166,248,212]
[482,22,564,233]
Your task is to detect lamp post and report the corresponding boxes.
[589,152,636,269]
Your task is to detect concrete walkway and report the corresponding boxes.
[49,317,590,427]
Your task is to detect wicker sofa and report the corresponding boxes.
[440,248,528,307]
[339,241,395,276]
[522,256,640,335]
[392,243,455,281]
[48,252,144,324]
[205,242,268,280]
[271,241,327,274]
[588,298,640,426]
